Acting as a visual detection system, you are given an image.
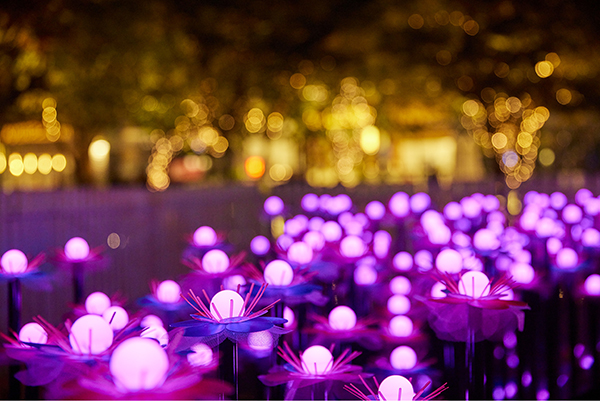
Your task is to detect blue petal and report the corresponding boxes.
[171,320,226,336]
[226,318,275,333]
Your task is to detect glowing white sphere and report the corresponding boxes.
[141,325,169,347]
[1,249,28,274]
[354,264,377,285]
[389,315,414,337]
[443,201,463,221]
[428,225,452,245]
[109,337,169,392]
[320,221,343,242]
[546,237,562,255]
[64,237,90,261]
[85,291,112,315]
[373,230,392,259]
[308,216,325,231]
[192,226,217,247]
[365,200,386,221]
[250,235,270,255]
[287,241,313,264]
[509,262,535,285]
[461,196,482,219]
[276,234,294,251]
[283,306,295,328]
[187,343,213,367]
[102,306,129,331]
[247,331,273,351]
[562,204,583,224]
[389,192,410,218]
[582,228,600,247]
[223,274,246,291]
[328,305,357,331]
[210,290,245,320]
[340,235,366,258]
[264,260,294,286]
[393,252,413,271]
[584,274,600,296]
[155,280,181,303]
[390,345,418,370]
[301,193,320,212]
[550,192,568,210]
[414,250,433,270]
[387,295,411,315]
[458,271,491,298]
[201,249,230,274]
[140,315,163,328]
[389,276,412,295]
[264,196,285,216]
[303,231,325,251]
[410,193,430,214]
[19,322,48,344]
[301,345,333,375]
[69,314,114,355]
[435,249,463,274]
[556,247,578,270]
[379,375,415,401]
[430,282,447,298]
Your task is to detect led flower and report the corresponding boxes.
[306,305,380,349]
[345,374,448,401]
[52,238,106,271]
[0,249,46,283]
[171,283,288,348]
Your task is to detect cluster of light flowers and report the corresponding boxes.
[4,187,600,400]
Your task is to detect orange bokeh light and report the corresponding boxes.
[245,156,265,179]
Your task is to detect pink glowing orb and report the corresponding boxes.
[354,264,377,285]
[390,276,412,295]
[461,196,482,219]
[410,193,430,214]
[340,235,366,258]
[264,260,294,286]
[435,249,463,274]
[102,306,129,331]
[141,325,169,347]
[393,252,413,271]
[443,201,463,221]
[430,282,447,298]
[320,221,342,242]
[365,200,386,221]
[19,322,48,344]
[458,271,491,298]
[582,228,600,247]
[250,235,270,255]
[109,337,169,392]
[562,204,583,224]
[550,192,567,210]
[64,237,90,261]
[389,192,410,218]
[575,188,593,206]
[389,315,413,337]
[328,305,357,330]
[373,230,392,259]
[85,292,112,315]
[201,249,230,274]
[509,262,535,285]
[452,231,471,248]
[487,220,504,236]
[223,274,246,291]
[301,193,319,212]
[519,211,539,231]
[187,343,213,367]
[344,220,364,236]
[285,215,309,237]
[414,250,433,271]
[69,314,113,354]
[483,194,501,212]
[210,290,245,320]
[584,197,600,216]
[534,217,556,238]
[276,234,294,251]
[390,345,418,370]
[428,225,452,245]
[1,249,28,274]
[192,226,217,247]
[556,247,578,269]
[248,330,273,351]
[500,288,515,300]
[584,274,600,296]
[301,345,333,375]
[156,280,181,303]
[141,314,163,328]
[283,306,295,328]
[387,295,411,315]
[325,194,353,215]
[303,231,325,251]
[264,196,285,216]
[473,228,500,252]
[308,216,325,231]
[421,210,443,231]
[287,241,313,264]
[379,375,415,401]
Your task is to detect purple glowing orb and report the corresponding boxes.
[328,305,357,330]
[303,230,325,251]
[301,345,333,375]
[19,322,48,344]
[460,196,482,219]
[550,192,568,210]
[509,262,535,285]
[264,196,285,216]
[584,274,600,296]
[201,249,230,274]
[140,315,163,328]
[301,193,320,212]
[562,204,583,224]
[287,241,313,264]
[414,250,433,271]
[389,316,413,337]
[192,226,217,247]
[387,295,411,315]
[354,264,377,285]
[156,280,181,304]
[283,306,295,328]
[109,337,169,391]
[373,230,392,259]
[223,274,246,291]
[320,221,342,242]
[390,345,418,371]
[365,200,386,221]
[435,248,463,274]
[389,276,412,295]
[473,229,500,252]
[410,192,431,214]
[250,235,271,255]
[69,314,114,355]
[64,237,90,261]
[85,291,111,315]
[555,247,578,270]
[392,252,413,271]
[458,271,491,298]
[379,375,415,401]
[264,260,294,286]
[102,306,129,331]
[140,325,169,346]
[1,249,28,274]
[389,192,410,218]
[210,290,245,320]
[339,235,366,258]
[187,343,213,367]
[443,201,463,221]
[430,282,447,298]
